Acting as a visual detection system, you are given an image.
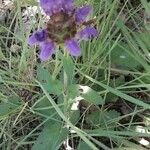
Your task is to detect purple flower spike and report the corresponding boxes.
[75,5,92,23]
[28,29,48,46]
[28,0,98,61]
[65,39,81,56]
[39,41,55,61]
[80,27,98,40]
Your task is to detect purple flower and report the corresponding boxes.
[65,39,81,56]
[75,5,92,23]
[80,27,99,41]
[28,0,98,61]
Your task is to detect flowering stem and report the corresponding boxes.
[63,50,69,118]
[63,71,68,117]
[63,50,71,149]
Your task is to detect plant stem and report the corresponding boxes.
[64,70,68,117]
[63,50,69,119]
[63,51,72,149]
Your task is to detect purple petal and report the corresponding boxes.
[40,0,54,15]
[65,39,81,56]
[28,29,48,46]
[40,0,63,15]
[51,0,64,13]
[75,5,92,23]
[79,27,98,40]
[39,41,55,61]
[63,0,74,12]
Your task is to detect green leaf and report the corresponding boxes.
[68,84,79,100]
[33,96,61,120]
[111,43,141,70]
[77,141,93,150]
[135,32,150,49]
[86,110,120,128]
[32,122,68,150]
[0,96,23,120]
[69,110,80,125]
[63,56,75,85]
[105,76,125,102]
[81,86,104,105]
[37,66,63,95]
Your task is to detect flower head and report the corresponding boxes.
[28,0,98,60]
